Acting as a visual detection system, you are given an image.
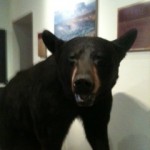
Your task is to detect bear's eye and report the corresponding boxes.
[93,55,104,65]
[68,54,77,64]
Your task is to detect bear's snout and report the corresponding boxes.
[73,77,96,107]
[73,76,94,95]
[71,65,100,107]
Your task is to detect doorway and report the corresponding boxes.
[13,13,33,71]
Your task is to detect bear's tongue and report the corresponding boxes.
[74,93,95,107]
[75,93,92,102]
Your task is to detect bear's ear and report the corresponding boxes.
[113,28,137,58]
[42,30,64,53]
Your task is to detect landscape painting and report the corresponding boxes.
[54,0,97,40]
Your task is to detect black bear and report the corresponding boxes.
[0,29,137,150]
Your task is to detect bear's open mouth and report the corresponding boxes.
[74,93,95,107]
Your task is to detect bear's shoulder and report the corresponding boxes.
[4,55,59,97]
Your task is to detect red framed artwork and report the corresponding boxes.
[38,33,47,58]
[118,2,150,51]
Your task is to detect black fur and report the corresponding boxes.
[0,29,137,150]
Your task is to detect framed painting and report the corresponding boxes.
[54,0,97,40]
[118,1,150,51]
[38,33,47,58]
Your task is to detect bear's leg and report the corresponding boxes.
[82,115,109,150]
[34,116,76,150]
[11,142,41,150]
[0,137,41,150]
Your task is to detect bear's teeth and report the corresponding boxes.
[75,94,84,102]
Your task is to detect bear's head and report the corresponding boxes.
[42,29,137,107]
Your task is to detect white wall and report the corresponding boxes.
[6,0,150,150]
[10,0,52,64]
[0,0,9,29]
[8,0,54,79]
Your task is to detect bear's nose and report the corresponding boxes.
[74,78,94,94]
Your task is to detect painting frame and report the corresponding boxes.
[54,0,97,41]
[38,33,47,58]
[118,1,150,52]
